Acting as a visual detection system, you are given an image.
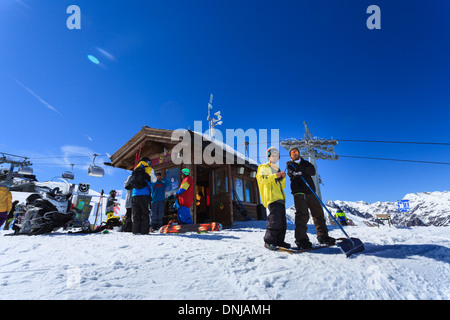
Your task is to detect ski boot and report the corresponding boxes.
[264,243,279,251]
[317,235,336,246]
[279,242,291,249]
[295,239,313,249]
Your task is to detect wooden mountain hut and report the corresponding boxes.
[108,126,266,227]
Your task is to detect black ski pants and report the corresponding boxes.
[122,207,132,232]
[293,193,329,241]
[131,195,151,234]
[264,201,287,246]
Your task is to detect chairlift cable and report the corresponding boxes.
[235,139,450,146]
[334,139,450,146]
[272,154,450,165]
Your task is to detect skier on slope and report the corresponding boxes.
[256,147,290,250]
[286,147,335,249]
[335,207,348,226]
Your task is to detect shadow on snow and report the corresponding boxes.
[363,243,450,264]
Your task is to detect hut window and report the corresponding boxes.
[165,167,180,197]
[234,178,244,201]
[245,181,254,203]
[213,167,228,195]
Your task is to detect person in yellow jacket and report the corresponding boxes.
[257,147,290,250]
[0,184,13,228]
[336,207,348,226]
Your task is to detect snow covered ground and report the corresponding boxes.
[1,220,449,300]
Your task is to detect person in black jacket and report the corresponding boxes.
[286,147,335,249]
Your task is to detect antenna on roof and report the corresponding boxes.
[207,93,223,140]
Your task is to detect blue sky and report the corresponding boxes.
[1,0,449,208]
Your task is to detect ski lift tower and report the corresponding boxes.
[280,122,339,201]
[0,152,33,186]
[207,94,223,140]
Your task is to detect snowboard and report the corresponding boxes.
[159,222,223,234]
[271,237,364,257]
[275,243,337,254]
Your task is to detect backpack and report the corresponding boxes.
[128,165,150,189]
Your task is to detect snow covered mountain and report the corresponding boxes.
[323,191,450,227]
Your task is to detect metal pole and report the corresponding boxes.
[300,176,353,243]
[307,149,322,201]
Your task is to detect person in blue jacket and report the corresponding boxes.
[150,172,168,231]
[132,157,157,234]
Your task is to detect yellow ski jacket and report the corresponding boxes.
[0,186,12,213]
[256,162,286,208]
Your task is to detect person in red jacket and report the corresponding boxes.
[175,168,194,224]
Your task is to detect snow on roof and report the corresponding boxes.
[191,131,258,166]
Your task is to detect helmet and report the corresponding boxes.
[181,168,190,176]
[140,157,151,165]
[266,147,280,159]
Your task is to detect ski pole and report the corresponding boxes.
[93,189,104,229]
[299,176,354,244]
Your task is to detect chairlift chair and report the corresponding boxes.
[62,164,75,180]
[88,154,104,177]
[18,166,33,175]
[62,171,75,180]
